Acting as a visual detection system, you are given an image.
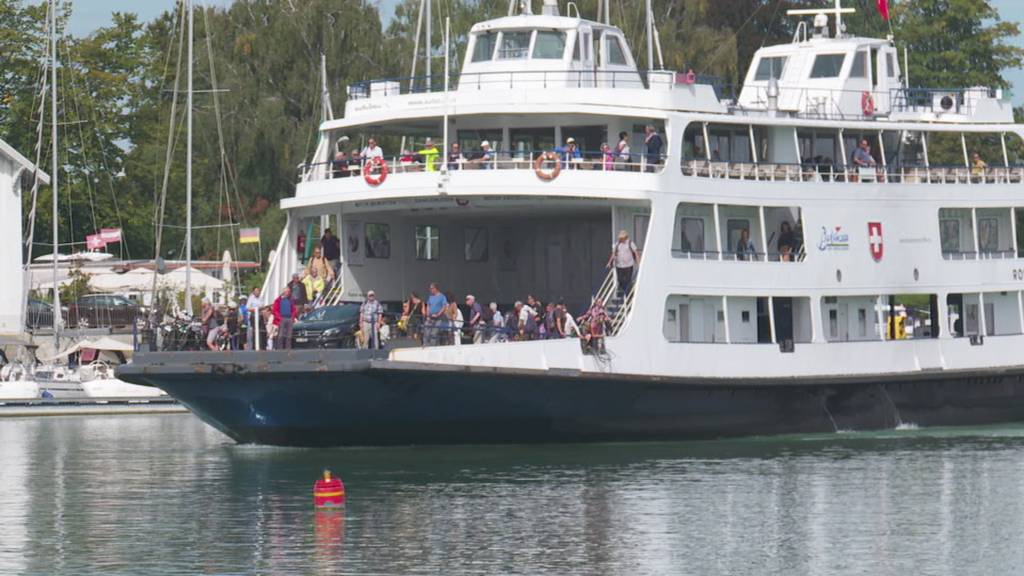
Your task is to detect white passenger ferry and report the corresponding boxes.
[121,1,1024,446]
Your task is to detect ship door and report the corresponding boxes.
[678,303,690,342]
[579,25,595,87]
[827,303,849,341]
[873,48,890,114]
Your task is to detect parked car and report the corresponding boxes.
[292,303,361,349]
[66,294,140,328]
[25,298,65,329]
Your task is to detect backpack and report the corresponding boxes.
[481,305,494,323]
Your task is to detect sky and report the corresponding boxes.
[68,0,1024,103]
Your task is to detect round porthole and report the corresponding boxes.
[836,269,842,283]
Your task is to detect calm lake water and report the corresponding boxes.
[1,414,1024,575]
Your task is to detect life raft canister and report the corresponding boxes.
[363,156,388,186]
[861,91,876,116]
[313,469,346,508]
[534,151,561,181]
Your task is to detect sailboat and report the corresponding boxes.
[12,0,166,402]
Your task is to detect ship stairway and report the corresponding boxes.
[313,275,346,308]
[593,268,636,337]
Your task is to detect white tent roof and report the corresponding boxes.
[73,266,224,294]
[39,336,134,361]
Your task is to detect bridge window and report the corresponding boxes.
[415,225,440,261]
[850,51,869,79]
[607,36,627,66]
[533,31,566,59]
[497,31,531,60]
[754,56,787,81]
[810,53,846,79]
[472,32,497,62]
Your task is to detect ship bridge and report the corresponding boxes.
[736,4,1012,124]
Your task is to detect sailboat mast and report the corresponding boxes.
[185,0,194,316]
[425,0,431,91]
[50,0,59,349]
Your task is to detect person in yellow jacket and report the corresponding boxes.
[419,138,440,172]
[302,268,326,304]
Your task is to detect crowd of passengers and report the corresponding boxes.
[328,126,665,175]
[197,230,643,354]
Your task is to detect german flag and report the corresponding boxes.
[239,227,260,244]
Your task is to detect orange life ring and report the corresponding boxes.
[363,157,388,186]
[534,152,561,181]
[861,92,876,116]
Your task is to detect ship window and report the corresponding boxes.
[810,53,846,78]
[850,51,868,78]
[533,31,566,59]
[472,32,497,62]
[464,227,489,262]
[607,36,627,65]
[415,225,440,261]
[497,31,531,60]
[754,56,787,81]
[573,33,581,61]
[886,53,896,78]
[366,223,391,259]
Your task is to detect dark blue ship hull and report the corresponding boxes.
[117,350,1024,447]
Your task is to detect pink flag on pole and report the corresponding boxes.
[86,234,106,250]
[99,227,122,243]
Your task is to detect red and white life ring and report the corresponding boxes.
[861,91,876,116]
[363,157,388,186]
[534,151,561,181]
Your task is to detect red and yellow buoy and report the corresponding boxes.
[313,469,346,508]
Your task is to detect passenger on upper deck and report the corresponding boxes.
[332,150,349,178]
[558,137,582,168]
[361,138,383,161]
[616,131,631,168]
[448,142,465,171]
[851,139,877,182]
[777,221,797,262]
[736,228,756,261]
[971,152,988,178]
[644,125,663,172]
[601,143,614,171]
[350,148,362,175]
[419,138,441,172]
[470,140,494,168]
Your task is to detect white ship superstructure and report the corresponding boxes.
[259,1,1022,384]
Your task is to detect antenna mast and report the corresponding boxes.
[786,0,855,39]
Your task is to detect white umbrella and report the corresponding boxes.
[221,250,233,287]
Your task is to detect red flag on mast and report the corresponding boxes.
[877,0,890,21]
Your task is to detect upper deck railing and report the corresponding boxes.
[680,159,1024,185]
[679,156,1024,183]
[346,70,728,100]
[737,85,1003,120]
[298,149,668,183]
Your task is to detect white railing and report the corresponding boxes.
[680,160,1024,185]
[299,151,668,183]
[593,266,637,337]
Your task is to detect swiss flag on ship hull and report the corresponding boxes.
[868,222,884,262]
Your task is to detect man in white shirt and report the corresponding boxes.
[246,287,263,350]
[361,138,384,160]
[606,230,640,297]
